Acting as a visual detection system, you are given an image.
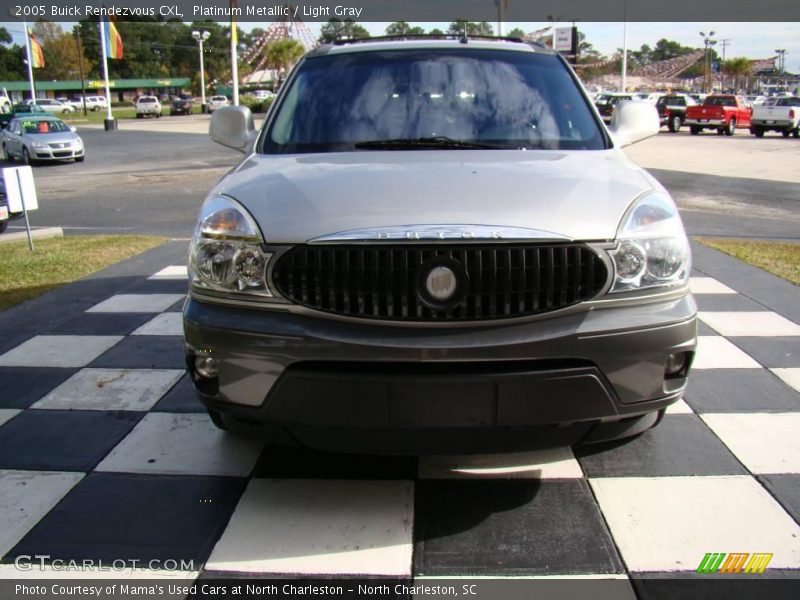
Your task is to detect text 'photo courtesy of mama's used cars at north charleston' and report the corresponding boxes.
[183,37,697,455]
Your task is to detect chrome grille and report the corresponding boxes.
[272,243,608,321]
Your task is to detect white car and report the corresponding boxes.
[25,99,75,114]
[67,96,108,112]
[207,95,230,113]
[135,96,162,118]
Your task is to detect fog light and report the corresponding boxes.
[665,352,687,377]
[195,355,218,379]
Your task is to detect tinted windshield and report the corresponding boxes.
[139,97,157,103]
[21,120,71,134]
[777,97,800,106]
[264,48,607,153]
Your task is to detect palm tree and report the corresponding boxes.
[265,39,305,86]
[723,57,752,92]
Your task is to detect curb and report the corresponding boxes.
[0,227,64,245]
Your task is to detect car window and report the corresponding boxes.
[211,96,227,102]
[703,96,735,106]
[264,48,607,153]
[776,97,800,106]
[139,97,157,103]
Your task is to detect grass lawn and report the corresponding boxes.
[0,235,166,311]
[62,105,204,123]
[695,238,800,286]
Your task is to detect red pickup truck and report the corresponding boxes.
[684,95,752,136]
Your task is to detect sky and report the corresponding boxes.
[5,21,799,73]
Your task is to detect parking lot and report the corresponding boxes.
[0,115,798,596]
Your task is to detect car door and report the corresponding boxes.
[5,120,22,155]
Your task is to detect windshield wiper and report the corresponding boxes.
[354,136,512,150]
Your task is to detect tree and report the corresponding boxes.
[318,19,370,43]
[0,27,25,80]
[723,57,752,92]
[265,39,305,84]
[29,23,94,81]
[429,28,445,36]
[385,21,426,36]
[447,20,494,36]
[507,27,525,38]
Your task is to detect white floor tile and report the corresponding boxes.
[665,399,694,415]
[771,368,800,393]
[206,479,414,576]
[148,265,188,280]
[0,564,198,582]
[698,312,800,337]
[419,448,583,479]
[692,336,761,369]
[690,277,737,295]
[32,368,183,412]
[701,413,800,474]
[86,294,185,313]
[0,470,84,556]
[0,336,123,368]
[591,475,800,572]
[131,313,183,336]
[95,413,264,477]
[0,410,20,427]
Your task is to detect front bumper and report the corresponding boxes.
[33,146,84,160]
[184,293,697,453]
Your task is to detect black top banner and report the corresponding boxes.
[1,0,799,23]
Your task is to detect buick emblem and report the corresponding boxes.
[426,266,457,301]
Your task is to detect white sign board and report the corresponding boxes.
[2,166,38,212]
[554,27,573,53]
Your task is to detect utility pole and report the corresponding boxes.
[719,39,730,91]
[73,27,87,116]
[700,31,717,93]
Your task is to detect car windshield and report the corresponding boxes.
[211,96,226,101]
[776,97,800,106]
[139,97,157,103]
[703,96,735,106]
[21,120,70,134]
[263,48,607,153]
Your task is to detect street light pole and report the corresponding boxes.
[719,38,730,91]
[192,30,210,112]
[621,0,628,92]
[74,27,88,116]
[700,31,716,93]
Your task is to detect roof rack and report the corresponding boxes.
[331,34,527,46]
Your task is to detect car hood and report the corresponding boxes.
[24,133,77,144]
[215,150,657,243]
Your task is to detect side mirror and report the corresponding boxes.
[209,105,257,153]
[608,101,660,147]
[70,126,77,133]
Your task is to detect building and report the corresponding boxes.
[0,77,191,103]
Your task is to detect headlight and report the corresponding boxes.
[188,195,273,297]
[74,136,83,148]
[608,192,690,293]
[31,141,48,149]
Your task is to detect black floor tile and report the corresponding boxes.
[0,410,141,471]
[697,321,717,336]
[684,370,800,413]
[414,479,622,576]
[252,444,418,480]
[728,337,800,368]
[759,475,800,526]
[576,414,746,478]
[695,295,766,312]
[47,313,154,336]
[90,336,185,369]
[630,571,800,599]
[124,280,188,295]
[152,374,204,413]
[166,299,186,313]
[0,367,77,409]
[6,473,246,563]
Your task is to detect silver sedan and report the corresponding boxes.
[2,116,85,165]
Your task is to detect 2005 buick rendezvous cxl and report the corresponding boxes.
[183,36,697,453]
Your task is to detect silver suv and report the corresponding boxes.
[183,37,697,454]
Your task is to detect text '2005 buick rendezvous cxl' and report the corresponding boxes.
[183,36,697,454]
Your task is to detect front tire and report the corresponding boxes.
[690,126,701,135]
[207,409,228,431]
[725,119,736,136]
[669,114,682,133]
[75,155,85,162]
[22,147,32,166]
[752,127,765,137]
[781,130,791,138]
[0,220,7,234]
[3,143,12,162]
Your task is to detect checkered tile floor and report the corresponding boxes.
[0,260,799,589]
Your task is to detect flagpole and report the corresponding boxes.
[23,20,37,104]
[98,17,117,130]
[230,0,239,105]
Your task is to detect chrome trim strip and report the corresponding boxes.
[308,225,571,243]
